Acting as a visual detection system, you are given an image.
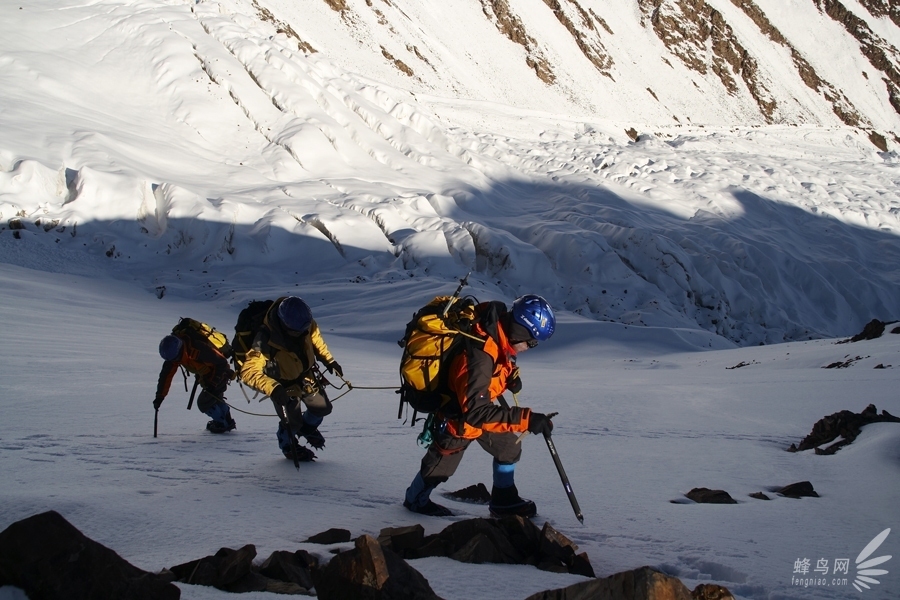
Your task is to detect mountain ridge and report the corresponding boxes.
[253,0,900,142]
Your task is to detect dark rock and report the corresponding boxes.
[0,510,180,600]
[525,565,692,600]
[749,492,770,500]
[378,524,425,556]
[778,481,819,498]
[439,518,524,564]
[221,571,269,593]
[265,580,310,594]
[849,319,886,342]
[259,550,317,590]
[400,516,592,577]
[539,522,577,563]
[305,527,352,544]
[407,535,452,559]
[892,326,900,334]
[685,488,737,504]
[446,517,538,564]
[692,582,736,600]
[169,544,256,588]
[312,534,442,600]
[791,404,900,454]
[450,532,510,564]
[444,483,491,503]
[570,552,596,578]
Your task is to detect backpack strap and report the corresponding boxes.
[186,377,199,410]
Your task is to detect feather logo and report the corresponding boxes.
[853,528,892,592]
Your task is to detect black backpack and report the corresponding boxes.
[232,300,274,371]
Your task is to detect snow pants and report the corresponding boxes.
[417,429,522,489]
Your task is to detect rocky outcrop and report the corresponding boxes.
[692,583,736,600]
[312,534,441,600]
[788,404,900,454]
[168,544,315,594]
[839,318,900,342]
[639,0,777,120]
[0,511,735,600]
[541,0,614,78]
[729,0,866,128]
[815,0,900,123]
[0,510,180,600]
[524,565,693,600]
[776,481,819,498]
[480,0,556,83]
[382,516,595,578]
[685,487,738,504]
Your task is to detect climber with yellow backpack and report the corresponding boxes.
[398,282,557,518]
[154,318,236,434]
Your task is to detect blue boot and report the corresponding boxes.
[404,473,453,516]
[276,422,315,461]
[489,461,536,518]
[204,401,236,433]
[297,410,325,449]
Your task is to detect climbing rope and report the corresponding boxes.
[225,374,398,418]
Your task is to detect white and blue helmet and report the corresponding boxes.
[511,295,555,341]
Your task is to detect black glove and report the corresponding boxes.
[527,412,553,436]
[153,397,163,410]
[326,360,343,377]
[508,375,522,394]
[270,385,289,407]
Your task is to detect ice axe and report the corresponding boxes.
[519,411,584,523]
[153,407,159,438]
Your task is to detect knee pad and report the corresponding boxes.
[303,393,333,417]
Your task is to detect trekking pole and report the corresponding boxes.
[543,431,584,524]
[441,271,471,317]
[154,407,159,438]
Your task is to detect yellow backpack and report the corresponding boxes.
[398,296,482,418]
[173,317,233,359]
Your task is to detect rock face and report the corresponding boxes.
[685,488,738,504]
[0,511,731,600]
[776,481,819,499]
[692,583,736,600]
[380,516,595,578]
[312,534,442,600]
[0,510,180,600]
[168,545,317,594]
[788,403,900,454]
[524,565,693,600]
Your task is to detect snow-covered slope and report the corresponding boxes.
[2,0,900,346]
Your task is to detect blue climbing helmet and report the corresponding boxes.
[158,335,183,361]
[277,296,313,334]
[511,294,555,341]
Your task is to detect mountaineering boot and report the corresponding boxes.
[276,422,316,461]
[489,485,537,518]
[297,412,325,449]
[205,402,236,433]
[206,420,230,434]
[403,499,453,517]
[297,421,325,449]
[404,472,453,517]
[282,445,316,462]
